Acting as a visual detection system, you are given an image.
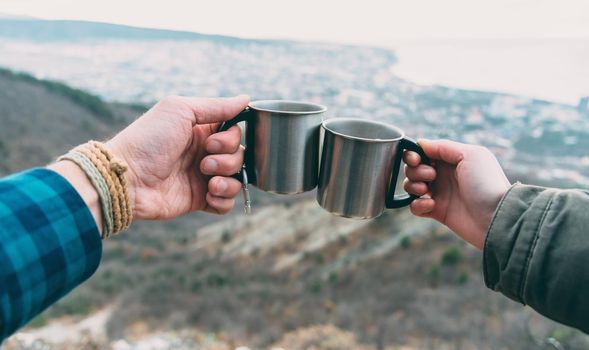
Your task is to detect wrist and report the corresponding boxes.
[55,141,135,237]
[47,160,103,235]
[471,184,511,250]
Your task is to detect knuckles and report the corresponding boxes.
[470,144,492,157]
[158,95,183,108]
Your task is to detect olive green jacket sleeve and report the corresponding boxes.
[484,183,589,333]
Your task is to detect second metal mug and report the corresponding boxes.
[219,100,326,194]
[317,118,430,219]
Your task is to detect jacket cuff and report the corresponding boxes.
[483,183,554,303]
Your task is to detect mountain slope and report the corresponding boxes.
[0,68,144,175]
[0,18,277,45]
[1,70,587,350]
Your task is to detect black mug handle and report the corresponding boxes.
[386,137,431,209]
[217,108,256,184]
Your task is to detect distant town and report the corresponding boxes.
[2,18,589,349]
[0,20,588,188]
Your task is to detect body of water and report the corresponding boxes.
[390,38,589,106]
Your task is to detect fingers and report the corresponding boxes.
[180,95,250,125]
[404,149,435,195]
[205,192,236,214]
[200,122,244,215]
[404,164,436,182]
[200,147,245,176]
[208,176,242,198]
[418,139,468,166]
[206,125,242,154]
[192,95,249,125]
[403,179,429,196]
[403,151,422,167]
[410,198,435,217]
[205,175,243,215]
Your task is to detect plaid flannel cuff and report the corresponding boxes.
[0,168,102,341]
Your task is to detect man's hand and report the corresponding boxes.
[403,140,511,249]
[105,95,249,219]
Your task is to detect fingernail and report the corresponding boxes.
[216,178,228,193]
[207,140,221,153]
[203,158,218,172]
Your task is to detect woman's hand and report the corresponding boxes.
[403,139,511,249]
[105,95,249,219]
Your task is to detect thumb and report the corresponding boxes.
[181,95,250,125]
[417,139,467,166]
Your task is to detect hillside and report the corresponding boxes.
[0,68,145,175]
[2,70,588,349]
[0,18,282,45]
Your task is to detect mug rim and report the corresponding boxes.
[321,118,405,143]
[249,100,327,115]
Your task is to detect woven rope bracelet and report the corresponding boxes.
[88,142,132,230]
[58,150,115,236]
[75,145,125,233]
[58,141,133,238]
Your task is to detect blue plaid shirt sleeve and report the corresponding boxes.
[0,168,102,341]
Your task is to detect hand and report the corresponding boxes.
[403,139,511,249]
[105,95,249,219]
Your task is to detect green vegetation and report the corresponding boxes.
[92,269,128,294]
[441,246,463,266]
[27,314,48,329]
[309,280,322,294]
[314,252,325,264]
[328,271,338,284]
[221,229,232,243]
[1,32,578,349]
[303,250,326,263]
[400,236,411,249]
[0,67,113,120]
[549,327,577,344]
[456,271,469,285]
[190,279,203,293]
[206,272,227,288]
[52,291,93,316]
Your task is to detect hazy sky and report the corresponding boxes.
[2,0,589,45]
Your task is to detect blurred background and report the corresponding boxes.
[1,1,589,349]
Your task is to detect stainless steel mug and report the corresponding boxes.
[317,118,430,219]
[219,100,327,194]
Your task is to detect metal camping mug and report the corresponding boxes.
[317,118,431,219]
[219,100,327,194]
